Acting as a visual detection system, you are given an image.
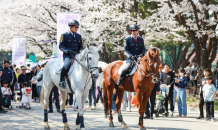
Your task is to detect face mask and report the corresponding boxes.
[179,73,184,77]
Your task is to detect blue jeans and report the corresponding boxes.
[177,88,187,116]
[37,86,42,99]
[216,80,218,91]
[173,88,177,107]
[14,82,18,91]
[112,94,116,111]
[88,86,96,106]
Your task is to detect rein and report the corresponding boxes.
[72,52,98,91]
[133,59,157,78]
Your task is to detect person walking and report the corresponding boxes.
[33,65,43,102]
[196,68,213,119]
[190,60,199,96]
[175,68,188,118]
[96,67,103,105]
[160,64,175,116]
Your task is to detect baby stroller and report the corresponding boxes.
[154,84,169,117]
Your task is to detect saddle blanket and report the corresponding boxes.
[118,61,137,76]
[55,61,75,75]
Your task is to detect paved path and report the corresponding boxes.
[0,101,218,130]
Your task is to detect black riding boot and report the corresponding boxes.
[115,69,128,86]
[59,67,67,88]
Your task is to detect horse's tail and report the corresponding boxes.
[103,79,109,118]
[40,82,45,107]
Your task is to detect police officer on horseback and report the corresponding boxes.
[59,19,84,88]
[115,24,145,86]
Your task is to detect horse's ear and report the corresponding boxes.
[148,50,153,58]
[97,44,103,51]
[156,49,159,56]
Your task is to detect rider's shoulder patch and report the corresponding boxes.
[60,35,63,42]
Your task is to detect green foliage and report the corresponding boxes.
[214,100,218,110]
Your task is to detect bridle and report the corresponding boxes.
[73,52,98,75]
[73,52,99,90]
[133,57,158,78]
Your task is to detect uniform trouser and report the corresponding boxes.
[199,92,204,117]
[0,88,3,109]
[120,62,133,78]
[49,86,60,111]
[66,93,73,106]
[64,58,71,70]
[145,94,156,117]
[164,90,174,112]
[205,101,214,118]
[2,95,11,106]
[122,91,132,109]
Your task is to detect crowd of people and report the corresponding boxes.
[0,58,218,122]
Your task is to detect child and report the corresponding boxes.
[1,81,12,110]
[21,82,32,109]
[202,77,216,121]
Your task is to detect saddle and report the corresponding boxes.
[118,61,138,91]
[55,58,75,93]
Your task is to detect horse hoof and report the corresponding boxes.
[109,123,114,127]
[44,125,50,130]
[64,126,70,130]
[121,122,128,128]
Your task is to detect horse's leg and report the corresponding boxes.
[115,88,127,128]
[75,91,89,129]
[107,87,114,127]
[75,90,85,130]
[42,81,54,130]
[60,91,70,130]
[136,89,146,130]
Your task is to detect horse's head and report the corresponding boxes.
[139,49,160,82]
[77,44,103,79]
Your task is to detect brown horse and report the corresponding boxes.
[103,50,160,130]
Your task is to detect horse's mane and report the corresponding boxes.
[76,48,89,61]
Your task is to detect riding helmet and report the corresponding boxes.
[68,19,80,27]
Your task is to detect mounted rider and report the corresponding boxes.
[59,19,84,88]
[115,24,146,86]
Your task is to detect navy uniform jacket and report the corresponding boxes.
[124,35,146,63]
[59,31,84,59]
[0,67,14,84]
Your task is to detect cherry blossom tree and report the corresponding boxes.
[142,0,218,71]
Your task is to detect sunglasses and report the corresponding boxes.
[131,30,138,32]
[75,27,79,29]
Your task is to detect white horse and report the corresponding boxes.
[40,44,102,130]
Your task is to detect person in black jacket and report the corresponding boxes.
[59,19,84,88]
[0,61,14,87]
[196,68,213,119]
[160,64,175,116]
